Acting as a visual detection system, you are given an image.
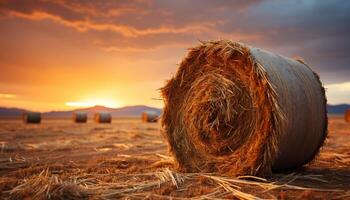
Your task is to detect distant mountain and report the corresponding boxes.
[44,105,162,118]
[0,105,162,118]
[0,107,29,117]
[1,104,348,118]
[327,104,350,115]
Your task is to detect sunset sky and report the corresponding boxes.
[0,0,349,111]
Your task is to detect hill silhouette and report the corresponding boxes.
[0,104,349,118]
[0,105,161,118]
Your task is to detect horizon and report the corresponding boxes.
[1,103,350,114]
[0,104,163,113]
[1,1,350,111]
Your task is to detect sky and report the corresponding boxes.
[0,0,349,111]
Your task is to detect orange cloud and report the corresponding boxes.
[4,10,214,38]
[93,39,189,53]
[48,0,154,16]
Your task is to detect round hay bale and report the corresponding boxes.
[141,111,159,123]
[345,109,350,122]
[94,112,111,123]
[23,112,41,124]
[161,40,327,176]
[73,112,87,123]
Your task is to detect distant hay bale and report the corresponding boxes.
[161,40,327,176]
[94,112,112,123]
[73,112,87,123]
[23,112,41,124]
[345,109,350,122]
[142,111,159,123]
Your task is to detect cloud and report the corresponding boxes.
[3,10,215,38]
[50,0,151,17]
[0,93,16,99]
[0,0,262,39]
[0,0,349,83]
[326,81,350,104]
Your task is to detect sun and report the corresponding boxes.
[65,99,121,108]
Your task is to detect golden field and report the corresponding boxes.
[0,116,349,199]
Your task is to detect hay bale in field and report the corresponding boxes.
[94,112,112,123]
[23,112,41,124]
[345,109,350,122]
[161,40,327,176]
[141,111,159,123]
[72,112,87,123]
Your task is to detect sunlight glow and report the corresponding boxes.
[65,102,95,107]
[0,93,16,99]
[325,81,350,104]
[65,99,121,108]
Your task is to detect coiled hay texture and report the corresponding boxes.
[94,112,112,123]
[142,111,159,123]
[73,112,88,123]
[23,112,41,124]
[161,40,327,176]
[345,109,350,122]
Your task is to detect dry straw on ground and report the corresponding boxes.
[161,40,327,176]
[22,112,41,124]
[345,109,350,122]
[142,111,159,123]
[94,112,112,123]
[73,112,88,123]
[6,167,346,200]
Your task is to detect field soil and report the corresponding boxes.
[0,116,349,199]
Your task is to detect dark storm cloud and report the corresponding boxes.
[0,0,349,83]
[251,0,350,83]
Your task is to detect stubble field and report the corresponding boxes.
[0,116,349,199]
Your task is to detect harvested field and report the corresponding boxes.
[0,116,349,199]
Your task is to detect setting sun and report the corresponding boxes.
[65,99,121,108]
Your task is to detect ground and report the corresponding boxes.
[0,116,349,199]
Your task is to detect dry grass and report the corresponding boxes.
[8,169,88,200]
[0,117,349,199]
[3,167,348,200]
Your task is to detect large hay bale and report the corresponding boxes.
[141,111,159,123]
[73,112,87,123]
[345,109,350,122]
[161,40,327,176]
[23,112,41,124]
[94,112,112,123]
